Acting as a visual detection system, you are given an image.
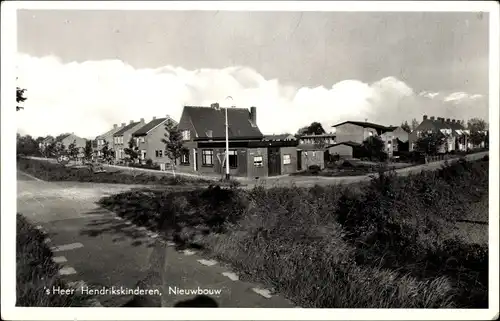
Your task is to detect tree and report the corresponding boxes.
[411,118,419,131]
[467,118,488,147]
[68,140,80,160]
[415,132,446,155]
[361,136,386,161]
[101,140,115,163]
[16,78,27,111]
[401,121,411,133]
[124,137,140,163]
[296,121,326,136]
[16,134,38,156]
[161,118,186,177]
[84,140,93,162]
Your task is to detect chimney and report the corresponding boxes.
[423,115,428,120]
[446,118,451,123]
[113,124,118,128]
[452,119,456,123]
[140,118,145,123]
[250,106,257,125]
[430,116,435,120]
[210,102,219,109]
[207,130,213,138]
[129,120,134,124]
[440,117,445,123]
[152,116,156,120]
[121,122,126,127]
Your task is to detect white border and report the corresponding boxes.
[2,1,499,320]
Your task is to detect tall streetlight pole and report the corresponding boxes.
[224,96,233,180]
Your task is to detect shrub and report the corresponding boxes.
[145,158,153,166]
[308,165,321,174]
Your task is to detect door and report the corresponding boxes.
[268,147,281,176]
[194,150,199,171]
[297,150,302,171]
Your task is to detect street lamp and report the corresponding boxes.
[224,96,233,181]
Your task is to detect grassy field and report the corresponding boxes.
[16,214,93,307]
[17,157,216,186]
[99,157,489,308]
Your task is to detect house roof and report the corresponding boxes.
[96,126,122,139]
[183,106,263,140]
[331,121,394,133]
[418,118,466,132]
[114,122,140,136]
[263,134,296,141]
[55,134,71,142]
[132,118,169,136]
[326,141,362,148]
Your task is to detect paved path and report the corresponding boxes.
[16,171,296,308]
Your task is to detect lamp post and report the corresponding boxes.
[224,96,233,180]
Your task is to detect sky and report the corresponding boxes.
[16,9,489,138]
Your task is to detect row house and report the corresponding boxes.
[131,116,178,163]
[408,115,469,153]
[298,133,336,147]
[113,119,146,161]
[94,123,125,157]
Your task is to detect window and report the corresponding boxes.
[202,149,214,166]
[369,132,373,136]
[312,151,316,157]
[283,154,291,165]
[139,137,145,143]
[155,150,163,158]
[181,150,190,164]
[228,150,238,168]
[182,130,191,141]
[253,155,263,167]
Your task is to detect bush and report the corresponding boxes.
[145,158,153,166]
[308,164,321,174]
[98,158,488,308]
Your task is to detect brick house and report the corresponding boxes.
[57,133,86,151]
[94,123,125,158]
[176,104,297,178]
[113,119,146,161]
[408,115,469,153]
[131,116,178,164]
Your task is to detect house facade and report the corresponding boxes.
[95,123,124,157]
[113,119,146,161]
[408,115,469,153]
[131,116,177,164]
[296,144,325,170]
[176,104,298,178]
[332,121,388,144]
[380,126,409,157]
[298,133,336,147]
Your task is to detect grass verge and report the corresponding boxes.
[17,157,215,186]
[16,213,92,306]
[98,158,488,308]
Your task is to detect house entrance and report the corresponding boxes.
[268,147,281,176]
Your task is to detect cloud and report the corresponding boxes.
[16,53,489,138]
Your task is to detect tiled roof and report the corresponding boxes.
[184,106,263,140]
[299,133,336,138]
[132,118,169,136]
[114,122,140,136]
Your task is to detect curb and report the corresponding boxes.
[35,225,104,308]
